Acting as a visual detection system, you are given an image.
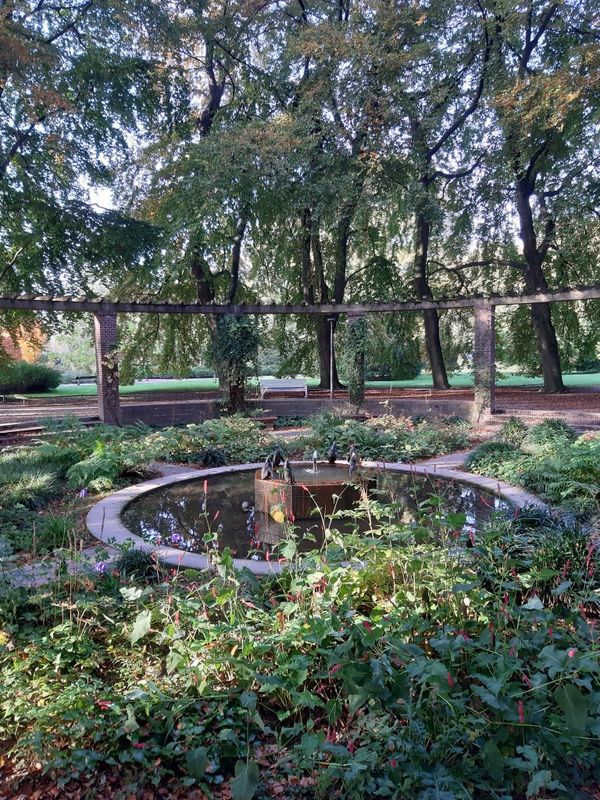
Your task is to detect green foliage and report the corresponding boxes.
[1,502,599,797]
[343,317,367,408]
[496,416,528,446]
[300,412,471,462]
[467,423,600,515]
[114,548,163,583]
[208,317,260,413]
[0,361,61,393]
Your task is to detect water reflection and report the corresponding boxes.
[122,467,511,560]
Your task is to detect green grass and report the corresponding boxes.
[26,370,600,398]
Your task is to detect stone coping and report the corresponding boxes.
[86,459,545,576]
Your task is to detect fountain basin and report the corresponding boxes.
[86,460,545,575]
[255,464,376,520]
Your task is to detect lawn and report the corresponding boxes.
[30,370,600,398]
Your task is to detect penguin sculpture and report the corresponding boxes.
[272,446,284,469]
[348,450,358,480]
[260,454,274,480]
[283,459,295,484]
[327,441,338,465]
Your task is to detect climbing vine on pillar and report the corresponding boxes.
[344,316,367,409]
[208,316,259,413]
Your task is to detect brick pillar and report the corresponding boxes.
[94,313,120,425]
[472,303,496,422]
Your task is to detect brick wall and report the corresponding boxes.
[94,313,120,425]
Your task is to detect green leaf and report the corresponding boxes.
[526,770,565,798]
[554,684,588,734]
[186,747,208,781]
[551,580,573,595]
[240,690,257,712]
[231,760,259,800]
[482,741,504,783]
[130,609,152,645]
[522,596,544,610]
[120,586,143,602]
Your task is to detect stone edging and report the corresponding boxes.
[86,459,545,576]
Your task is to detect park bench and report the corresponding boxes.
[73,375,97,386]
[258,378,308,399]
[0,394,28,404]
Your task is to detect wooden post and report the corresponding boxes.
[94,313,120,425]
[472,303,496,422]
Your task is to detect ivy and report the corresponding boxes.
[343,315,367,408]
[208,316,259,413]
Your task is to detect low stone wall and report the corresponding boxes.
[120,400,220,426]
[120,396,473,426]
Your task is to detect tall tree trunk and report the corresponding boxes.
[515,179,565,393]
[301,211,343,389]
[316,316,341,389]
[413,212,450,389]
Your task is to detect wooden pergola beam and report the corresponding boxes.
[0,285,599,315]
[3,286,599,426]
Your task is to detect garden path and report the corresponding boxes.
[1,462,201,589]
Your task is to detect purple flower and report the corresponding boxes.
[95,561,107,573]
[79,488,89,499]
[170,533,185,546]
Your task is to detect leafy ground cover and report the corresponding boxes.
[0,499,599,799]
[28,372,600,398]
[298,412,471,462]
[466,420,600,517]
[2,414,600,798]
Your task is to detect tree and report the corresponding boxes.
[484,0,600,391]
[0,0,166,304]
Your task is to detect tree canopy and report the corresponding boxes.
[1,0,599,388]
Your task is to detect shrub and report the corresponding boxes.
[190,364,215,378]
[1,506,599,798]
[186,446,228,468]
[114,548,163,581]
[464,441,526,483]
[301,413,470,462]
[497,416,528,446]
[522,418,576,453]
[0,361,61,393]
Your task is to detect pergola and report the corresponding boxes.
[2,284,600,424]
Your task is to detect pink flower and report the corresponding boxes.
[567,648,577,658]
[362,621,373,632]
[447,673,455,688]
[203,480,208,494]
[518,701,525,724]
[95,699,112,710]
[390,759,397,768]
[521,673,532,688]
[548,626,553,638]
[328,664,343,676]
[133,742,145,749]
[213,510,220,522]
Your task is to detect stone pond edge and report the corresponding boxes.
[86,459,546,576]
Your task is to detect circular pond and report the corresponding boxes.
[121,463,512,561]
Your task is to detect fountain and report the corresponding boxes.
[254,460,376,520]
[107,459,518,568]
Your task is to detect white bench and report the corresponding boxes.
[259,378,308,399]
